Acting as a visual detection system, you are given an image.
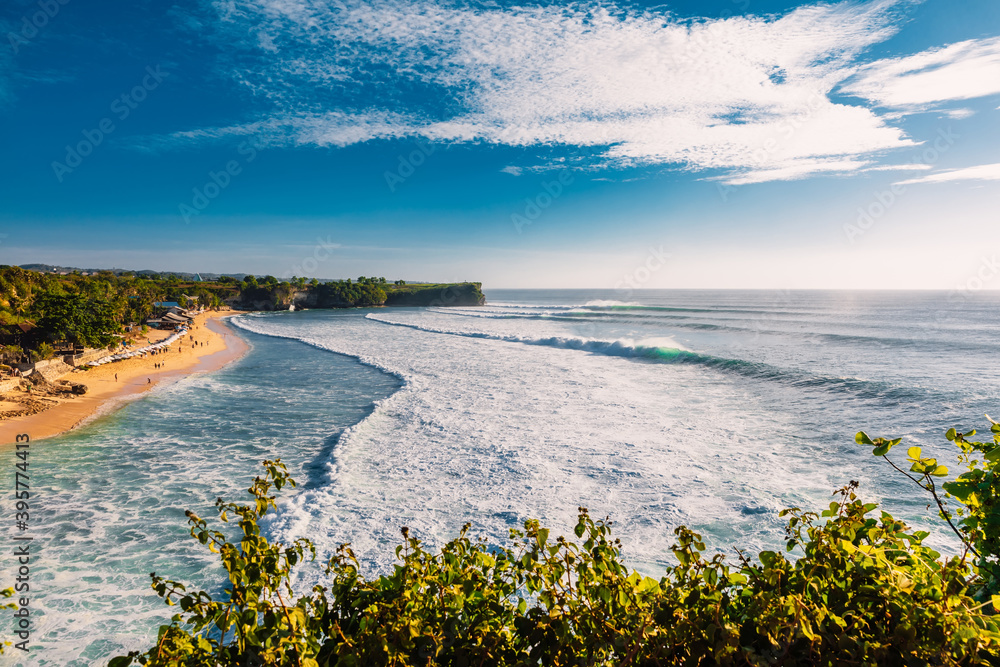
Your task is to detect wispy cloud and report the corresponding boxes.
[139,111,420,151]
[186,0,927,184]
[862,163,932,172]
[841,36,1000,109]
[895,162,1000,186]
[941,108,975,119]
[153,0,1000,185]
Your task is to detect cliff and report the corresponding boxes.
[384,282,485,307]
[228,282,484,311]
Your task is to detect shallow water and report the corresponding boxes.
[3,330,399,665]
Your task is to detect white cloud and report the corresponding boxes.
[862,163,932,172]
[895,162,1000,186]
[499,166,522,176]
[841,36,1000,108]
[714,158,873,186]
[183,0,936,183]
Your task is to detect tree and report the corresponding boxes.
[33,293,121,348]
[30,342,55,361]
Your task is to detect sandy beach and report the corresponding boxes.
[0,311,248,446]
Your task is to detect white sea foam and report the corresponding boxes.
[229,309,870,583]
[583,299,643,307]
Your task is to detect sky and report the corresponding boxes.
[0,0,998,289]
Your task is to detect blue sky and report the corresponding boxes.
[1,0,998,288]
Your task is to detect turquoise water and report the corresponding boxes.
[3,324,400,665]
[9,290,1000,665]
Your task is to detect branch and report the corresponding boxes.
[880,455,980,562]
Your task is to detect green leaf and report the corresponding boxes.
[930,465,948,477]
[943,481,973,499]
[946,428,957,441]
[855,431,874,446]
[985,447,1000,462]
[873,444,890,457]
[907,446,921,460]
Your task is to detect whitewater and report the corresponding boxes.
[10,289,1000,665]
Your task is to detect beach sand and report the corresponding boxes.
[0,311,249,446]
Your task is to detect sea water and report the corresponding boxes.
[3,331,400,665]
[8,290,1000,664]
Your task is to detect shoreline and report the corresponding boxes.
[0,312,249,446]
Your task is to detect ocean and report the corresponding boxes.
[8,289,1000,665]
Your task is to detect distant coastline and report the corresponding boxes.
[231,281,486,311]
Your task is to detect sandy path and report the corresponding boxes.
[0,311,249,446]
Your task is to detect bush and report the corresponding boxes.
[113,425,1000,666]
[857,418,1000,601]
[29,342,55,361]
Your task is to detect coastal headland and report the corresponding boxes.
[233,281,486,310]
[0,312,247,445]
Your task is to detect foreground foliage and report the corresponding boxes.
[113,422,1000,666]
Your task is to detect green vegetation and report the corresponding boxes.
[856,421,1000,599]
[34,292,122,349]
[0,268,482,358]
[0,266,235,358]
[29,341,55,362]
[315,277,388,307]
[234,276,388,308]
[109,420,1000,666]
[383,282,484,307]
[234,277,483,309]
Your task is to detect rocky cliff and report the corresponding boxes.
[384,283,485,307]
[228,282,485,311]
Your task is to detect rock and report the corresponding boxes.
[27,371,50,387]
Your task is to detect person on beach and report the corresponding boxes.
[115,373,118,382]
